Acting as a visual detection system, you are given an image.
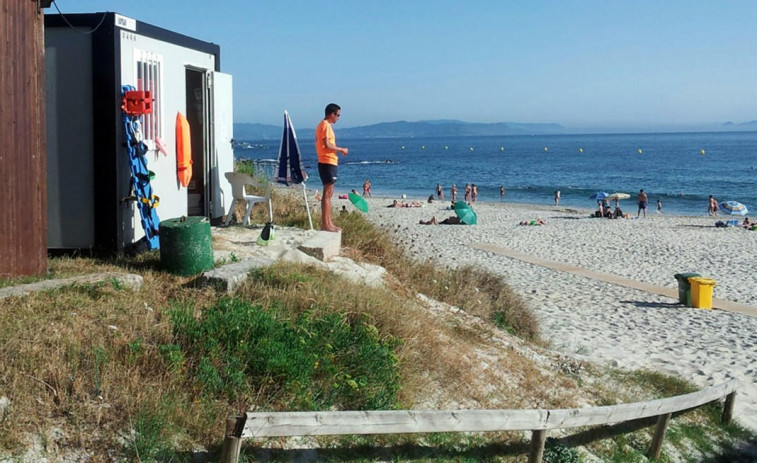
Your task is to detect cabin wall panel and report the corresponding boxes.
[45,29,95,248]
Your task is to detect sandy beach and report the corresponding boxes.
[353,195,757,431]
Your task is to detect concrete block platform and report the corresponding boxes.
[0,272,143,300]
[198,256,275,293]
[199,229,343,293]
[298,231,341,262]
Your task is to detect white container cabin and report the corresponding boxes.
[45,12,233,253]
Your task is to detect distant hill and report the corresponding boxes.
[233,119,565,140]
[338,120,565,138]
[233,123,283,140]
[723,120,757,129]
[234,119,757,141]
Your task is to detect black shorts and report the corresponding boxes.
[318,163,338,185]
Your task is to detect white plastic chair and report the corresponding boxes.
[224,172,271,226]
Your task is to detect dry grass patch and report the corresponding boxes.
[337,211,539,342]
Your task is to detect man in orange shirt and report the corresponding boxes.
[315,103,348,232]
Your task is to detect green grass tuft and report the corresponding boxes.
[168,298,401,410]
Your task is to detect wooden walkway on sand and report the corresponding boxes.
[471,243,757,318]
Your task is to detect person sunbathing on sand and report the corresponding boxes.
[389,199,422,208]
[420,215,462,225]
[519,218,546,225]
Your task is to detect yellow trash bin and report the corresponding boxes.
[689,277,716,309]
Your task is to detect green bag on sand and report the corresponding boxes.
[256,222,275,246]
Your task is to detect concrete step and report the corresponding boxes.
[198,256,275,293]
[298,231,341,262]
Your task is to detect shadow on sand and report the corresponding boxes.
[620,300,685,310]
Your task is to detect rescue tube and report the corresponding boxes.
[176,112,192,187]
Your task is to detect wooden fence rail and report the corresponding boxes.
[220,380,737,463]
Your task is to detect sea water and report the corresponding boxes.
[235,131,757,217]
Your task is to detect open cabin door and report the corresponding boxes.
[208,71,234,219]
[185,69,233,218]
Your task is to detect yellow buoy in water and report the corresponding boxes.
[638,148,643,154]
[401,145,405,150]
[578,147,583,153]
[544,147,548,152]
[700,149,706,155]
[444,145,449,150]
[500,146,504,151]
[421,145,426,150]
[470,146,474,151]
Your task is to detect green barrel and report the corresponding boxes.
[159,216,214,276]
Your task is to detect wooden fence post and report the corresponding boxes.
[528,429,547,463]
[722,391,736,425]
[647,412,671,459]
[219,415,246,463]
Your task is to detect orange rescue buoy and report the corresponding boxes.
[176,112,192,187]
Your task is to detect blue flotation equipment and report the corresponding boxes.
[121,85,160,250]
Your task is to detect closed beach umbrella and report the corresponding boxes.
[607,192,630,200]
[275,110,313,229]
[454,201,477,225]
[589,192,609,200]
[275,110,307,186]
[348,192,369,212]
[719,201,749,216]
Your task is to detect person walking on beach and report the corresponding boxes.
[451,184,457,202]
[708,195,719,216]
[464,183,471,202]
[315,103,348,232]
[471,184,478,202]
[362,179,371,198]
[436,183,444,200]
[637,189,648,218]
[554,190,560,206]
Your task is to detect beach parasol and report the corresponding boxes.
[607,192,630,200]
[719,201,748,216]
[275,110,313,229]
[348,192,369,212]
[454,201,477,225]
[589,192,609,201]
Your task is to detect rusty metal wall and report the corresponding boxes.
[0,0,48,277]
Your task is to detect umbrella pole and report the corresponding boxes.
[302,182,313,230]
[267,181,274,224]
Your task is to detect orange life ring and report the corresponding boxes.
[175,112,192,187]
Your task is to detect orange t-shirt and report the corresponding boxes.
[315,119,338,165]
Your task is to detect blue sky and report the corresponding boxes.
[53,1,757,130]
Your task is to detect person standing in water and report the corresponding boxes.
[315,103,348,232]
[554,190,561,206]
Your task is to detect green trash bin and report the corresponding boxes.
[674,272,700,306]
[159,216,214,276]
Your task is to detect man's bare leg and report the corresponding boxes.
[321,183,341,232]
